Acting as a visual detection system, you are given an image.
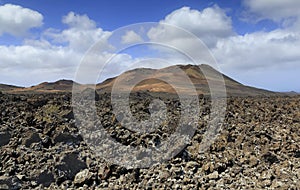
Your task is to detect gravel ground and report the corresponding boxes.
[0,92,299,189]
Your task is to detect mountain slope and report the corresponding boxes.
[3,79,76,93]
[0,65,277,96]
[0,84,23,92]
[96,64,276,96]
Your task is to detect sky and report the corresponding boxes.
[0,0,299,92]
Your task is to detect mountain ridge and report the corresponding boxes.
[0,64,286,96]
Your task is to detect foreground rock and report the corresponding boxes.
[0,92,299,189]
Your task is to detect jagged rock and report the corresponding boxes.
[53,133,82,144]
[0,93,299,189]
[56,153,87,180]
[98,163,112,180]
[22,132,42,147]
[74,169,92,185]
[208,171,219,179]
[16,175,25,180]
[202,162,214,173]
[36,171,55,187]
[294,151,300,158]
[249,155,258,167]
[0,184,9,190]
[0,176,22,190]
[0,131,10,146]
[62,111,74,120]
[27,98,48,108]
[263,152,279,165]
[79,88,100,101]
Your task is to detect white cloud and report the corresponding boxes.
[243,0,300,23]
[0,43,81,86]
[121,30,143,44]
[214,29,300,69]
[163,6,233,37]
[148,6,234,48]
[0,5,299,92]
[144,5,300,91]
[44,12,112,52]
[0,4,43,36]
[210,1,300,91]
[0,11,114,86]
[212,28,300,91]
[62,11,96,29]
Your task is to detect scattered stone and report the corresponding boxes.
[263,152,279,165]
[208,171,219,180]
[249,155,258,167]
[16,175,25,180]
[36,171,55,187]
[27,98,48,108]
[0,93,299,189]
[22,132,41,147]
[53,133,82,144]
[0,184,9,190]
[98,163,111,180]
[80,88,100,101]
[56,153,87,180]
[0,131,10,146]
[74,169,92,185]
[62,111,74,120]
[0,176,22,190]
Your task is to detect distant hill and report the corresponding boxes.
[0,65,279,96]
[96,64,277,96]
[0,84,23,92]
[1,79,76,94]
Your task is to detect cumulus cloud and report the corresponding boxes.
[0,5,237,87]
[214,30,300,70]
[44,12,111,52]
[0,4,43,36]
[148,6,234,48]
[0,11,115,86]
[243,0,300,24]
[62,11,97,29]
[121,30,143,44]
[212,28,300,91]
[0,4,299,92]
[216,1,300,78]
[0,42,80,86]
[163,6,233,37]
[146,5,300,91]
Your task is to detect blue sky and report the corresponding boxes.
[1,1,235,30]
[0,0,299,92]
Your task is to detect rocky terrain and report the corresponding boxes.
[0,91,299,189]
